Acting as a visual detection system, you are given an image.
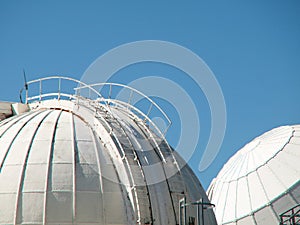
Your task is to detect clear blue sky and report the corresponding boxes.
[1,1,300,189]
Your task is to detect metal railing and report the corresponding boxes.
[20,76,104,103]
[280,204,300,225]
[179,198,215,225]
[20,76,172,139]
[75,82,172,137]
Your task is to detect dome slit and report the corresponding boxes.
[108,118,153,224]
[97,110,151,224]
[133,119,188,224]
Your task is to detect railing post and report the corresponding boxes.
[128,89,133,107]
[58,77,61,100]
[25,88,28,104]
[39,80,42,101]
[201,199,204,225]
[196,202,200,225]
[292,208,295,225]
[179,198,186,225]
[78,83,81,96]
[163,123,171,137]
[146,102,153,117]
[109,83,112,99]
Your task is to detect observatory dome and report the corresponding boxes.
[207,125,300,225]
[0,76,217,225]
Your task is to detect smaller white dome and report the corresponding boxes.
[208,125,300,225]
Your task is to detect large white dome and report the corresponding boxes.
[207,125,300,225]
[0,77,217,225]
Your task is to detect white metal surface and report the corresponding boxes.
[207,125,300,225]
[0,76,217,225]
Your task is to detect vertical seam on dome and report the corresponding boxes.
[238,151,249,179]
[229,155,242,182]
[266,163,288,192]
[288,180,300,205]
[221,154,241,183]
[233,154,251,220]
[91,128,105,223]
[91,130,103,193]
[220,181,230,224]
[270,130,300,182]
[251,214,258,225]
[213,181,223,222]
[265,154,299,209]
[288,190,298,206]
[14,110,52,224]
[234,180,238,223]
[0,110,41,170]
[246,175,258,225]
[71,113,76,224]
[212,177,224,208]
[42,110,62,225]
[256,169,279,223]
[245,146,252,179]
[234,153,249,222]
[242,127,294,179]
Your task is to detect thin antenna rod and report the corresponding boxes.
[20,69,29,104]
[23,69,28,91]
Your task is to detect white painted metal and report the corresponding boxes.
[11,103,29,115]
[21,76,171,140]
[0,76,217,225]
[75,82,172,136]
[207,125,300,225]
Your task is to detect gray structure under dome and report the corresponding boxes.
[0,76,217,225]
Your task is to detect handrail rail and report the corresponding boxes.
[106,98,167,162]
[279,204,300,225]
[20,76,172,138]
[280,204,300,217]
[106,98,171,140]
[75,82,172,134]
[20,76,105,104]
